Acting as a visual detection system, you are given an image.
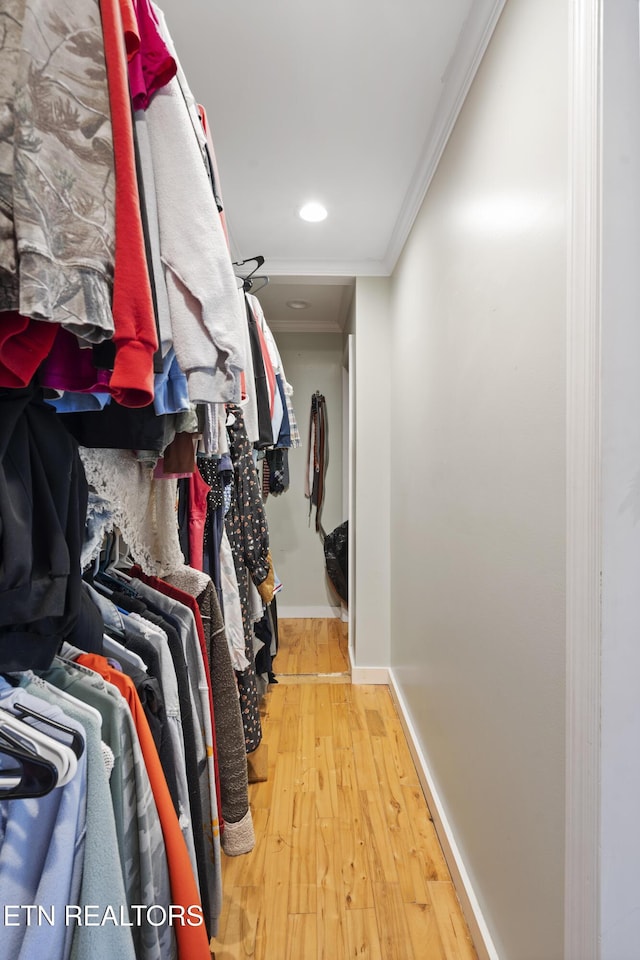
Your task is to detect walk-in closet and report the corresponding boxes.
[2,1,640,959]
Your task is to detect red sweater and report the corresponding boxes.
[99,0,158,407]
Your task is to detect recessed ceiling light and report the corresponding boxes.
[286,299,311,310]
[299,202,327,223]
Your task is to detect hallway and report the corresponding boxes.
[210,620,477,959]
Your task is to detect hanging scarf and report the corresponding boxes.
[305,392,327,537]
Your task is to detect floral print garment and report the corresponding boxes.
[0,0,115,340]
[224,405,270,752]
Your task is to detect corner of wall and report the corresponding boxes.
[351,277,392,670]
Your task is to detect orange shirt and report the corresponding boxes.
[77,653,211,960]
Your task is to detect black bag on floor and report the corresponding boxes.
[323,521,348,604]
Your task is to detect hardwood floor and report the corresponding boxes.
[210,620,477,960]
[275,618,350,676]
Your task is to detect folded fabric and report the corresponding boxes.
[0,313,59,388]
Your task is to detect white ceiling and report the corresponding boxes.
[160,0,504,331]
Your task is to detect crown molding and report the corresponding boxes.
[264,258,388,278]
[382,0,508,274]
[269,320,343,334]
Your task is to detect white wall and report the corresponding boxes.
[266,332,344,615]
[353,277,391,668]
[387,1,567,958]
[600,2,640,956]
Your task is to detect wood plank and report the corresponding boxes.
[313,618,329,646]
[403,787,451,881]
[209,884,262,959]
[365,708,387,738]
[263,685,286,722]
[289,791,318,914]
[427,882,478,960]
[330,681,351,704]
[385,718,421,787]
[212,888,242,959]
[369,739,430,904]
[295,714,316,793]
[329,630,351,672]
[351,729,381,791]
[269,751,296,841]
[331,700,352,750]
[372,685,399,722]
[337,816,374,911]
[276,673,351,686]
[237,807,269,887]
[249,768,275,809]
[315,736,339,818]
[257,831,292,960]
[316,635,333,674]
[285,913,317,960]
[372,882,415,960]
[279,705,302,753]
[285,683,303,707]
[316,817,350,960]
[404,900,447,960]
[300,619,320,674]
[344,908,384,960]
[315,684,334,738]
[359,789,400,886]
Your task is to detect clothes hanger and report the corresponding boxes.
[246,276,269,294]
[0,732,58,800]
[11,702,85,760]
[0,708,79,788]
[233,255,269,293]
[233,254,264,280]
[95,531,136,594]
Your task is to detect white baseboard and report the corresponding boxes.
[350,665,390,685]
[277,605,341,619]
[388,669,500,960]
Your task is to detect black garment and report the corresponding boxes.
[307,392,327,535]
[254,611,273,680]
[67,585,105,656]
[266,447,289,495]
[58,400,167,451]
[96,585,181,810]
[269,594,279,682]
[106,618,181,814]
[245,296,272,449]
[177,477,191,565]
[225,406,270,752]
[0,385,88,671]
[125,662,180,811]
[199,456,228,611]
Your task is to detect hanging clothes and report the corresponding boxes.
[164,566,255,856]
[0,0,115,340]
[224,405,270,752]
[20,671,137,960]
[244,296,273,449]
[99,0,158,407]
[0,385,88,672]
[305,391,328,536]
[0,6,295,954]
